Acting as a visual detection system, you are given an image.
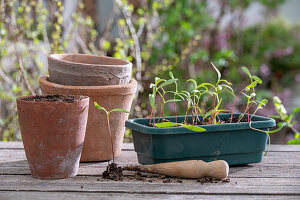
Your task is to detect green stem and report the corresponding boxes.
[249,120,270,156]
[174,95,177,123]
[106,115,115,163]
[230,90,244,123]
[149,109,153,126]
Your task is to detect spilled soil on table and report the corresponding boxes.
[102,163,230,184]
[102,163,124,181]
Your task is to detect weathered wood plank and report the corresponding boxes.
[0,143,299,197]
[2,163,299,178]
[0,142,134,151]
[1,149,300,165]
[0,142,24,149]
[0,175,299,195]
[1,142,300,152]
[269,144,300,152]
[1,149,300,178]
[1,191,299,200]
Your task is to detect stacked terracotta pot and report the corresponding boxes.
[39,54,137,162]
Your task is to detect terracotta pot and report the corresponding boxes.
[17,95,89,179]
[39,76,137,162]
[48,54,132,86]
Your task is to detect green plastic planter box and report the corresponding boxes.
[125,114,276,166]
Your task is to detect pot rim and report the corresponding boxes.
[125,114,276,134]
[48,53,132,68]
[16,94,89,104]
[39,75,137,95]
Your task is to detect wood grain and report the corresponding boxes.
[0,142,299,199]
[1,191,300,200]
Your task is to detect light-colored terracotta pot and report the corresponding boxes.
[48,54,132,86]
[39,76,137,162]
[17,95,89,179]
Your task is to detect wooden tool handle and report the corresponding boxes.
[137,160,229,180]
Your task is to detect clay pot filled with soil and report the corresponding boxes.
[17,94,89,179]
[39,76,137,162]
[48,54,132,86]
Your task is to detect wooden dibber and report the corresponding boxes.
[124,160,229,180]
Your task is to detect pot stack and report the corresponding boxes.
[39,54,137,162]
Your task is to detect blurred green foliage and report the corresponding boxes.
[0,0,299,143]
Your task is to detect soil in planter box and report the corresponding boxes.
[22,94,85,103]
[150,116,248,127]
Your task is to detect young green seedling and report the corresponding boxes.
[186,78,202,125]
[238,66,262,122]
[149,77,165,126]
[230,66,261,123]
[179,90,195,124]
[94,102,129,163]
[168,71,184,123]
[157,77,180,122]
[197,63,233,124]
[149,76,179,125]
[147,65,280,152]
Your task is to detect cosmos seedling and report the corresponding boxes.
[94,102,129,163]
[148,63,281,143]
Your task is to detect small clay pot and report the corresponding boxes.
[48,54,132,86]
[39,76,137,162]
[17,95,89,179]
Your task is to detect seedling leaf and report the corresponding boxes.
[165,99,182,103]
[211,62,221,82]
[219,84,235,95]
[149,94,155,109]
[158,79,178,89]
[187,79,197,88]
[242,66,252,79]
[169,71,174,79]
[252,76,262,84]
[180,91,190,98]
[149,83,156,88]
[94,102,108,114]
[155,122,180,127]
[219,79,232,85]
[199,82,216,89]
[181,124,206,132]
[110,108,130,113]
[245,80,258,91]
[197,85,208,91]
[155,77,165,85]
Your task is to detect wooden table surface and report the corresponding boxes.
[0,142,299,200]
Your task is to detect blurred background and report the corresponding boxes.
[0,0,299,143]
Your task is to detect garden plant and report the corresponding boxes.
[146,63,283,153]
[94,101,129,180]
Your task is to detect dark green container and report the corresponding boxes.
[125,114,276,166]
